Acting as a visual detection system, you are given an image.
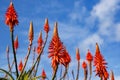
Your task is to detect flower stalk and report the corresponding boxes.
[10,30,19,78]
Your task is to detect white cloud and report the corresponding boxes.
[115,76,120,80]
[90,0,120,41]
[79,34,103,53]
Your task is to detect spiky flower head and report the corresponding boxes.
[18,60,23,72]
[86,49,93,62]
[76,48,80,61]
[44,18,49,33]
[94,43,109,79]
[5,2,18,32]
[48,22,71,70]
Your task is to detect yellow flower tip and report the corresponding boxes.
[45,18,48,25]
[29,21,34,43]
[53,22,58,37]
[39,31,42,38]
[96,42,100,54]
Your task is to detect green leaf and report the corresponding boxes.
[0,68,14,80]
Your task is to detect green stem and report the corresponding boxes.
[76,61,80,80]
[10,31,19,78]
[18,43,32,79]
[72,70,75,80]
[28,34,48,76]
[52,65,58,80]
[34,56,41,76]
[89,62,92,80]
[60,66,68,80]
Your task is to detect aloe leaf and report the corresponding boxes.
[0,68,14,80]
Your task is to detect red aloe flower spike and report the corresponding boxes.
[18,60,23,72]
[14,35,19,50]
[94,43,109,79]
[82,61,88,80]
[76,48,80,61]
[86,49,93,62]
[37,31,43,46]
[48,22,71,80]
[86,49,93,80]
[36,31,43,54]
[110,70,114,80]
[5,2,18,32]
[28,21,34,44]
[44,18,50,33]
[76,48,80,80]
[41,69,47,80]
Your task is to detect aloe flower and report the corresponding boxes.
[94,43,109,80]
[48,22,71,69]
[5,2,18,32]
[86,49,93,80]
[76,48,80,80]
[41,69,46,80]
[36,31,43,54]
[48,22,71,80]
[44,18,49,33]
[82,61,88,80]
[110,70,114,80]
[76,48,80,61]
[18,60,23,72]
[28,22,34,44]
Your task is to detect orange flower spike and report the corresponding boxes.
[94,43,109,79]
[44,18,50,33]
[86,49,93,62]
[18,60,23,72]
[37,31,43,46]
[82,61,88,80]
[41,69,47,79]
[28,21,34,44]
[76,48,80,61]
[5,2,18,32]
[14,35,19,50]
[82,61,87,69]
[110,70,114,80]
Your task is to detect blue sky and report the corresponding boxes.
[0,0,120,79]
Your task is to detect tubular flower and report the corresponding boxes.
[37,31,43,46]
[86,49,93,79]
[14,36,19,50]
[41,69,46,79]
[48,22,71,70]
[36,31,43,54]
[110,70,114,80]
[44,18,49,33]
[82,61,88,80]
[76,48,80,61]
[5,2,18,31]
[86,49,93,62]
[94,43,109,79]
[28,22,34,44]
[18,60,23,72]
[82,61,87,69]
